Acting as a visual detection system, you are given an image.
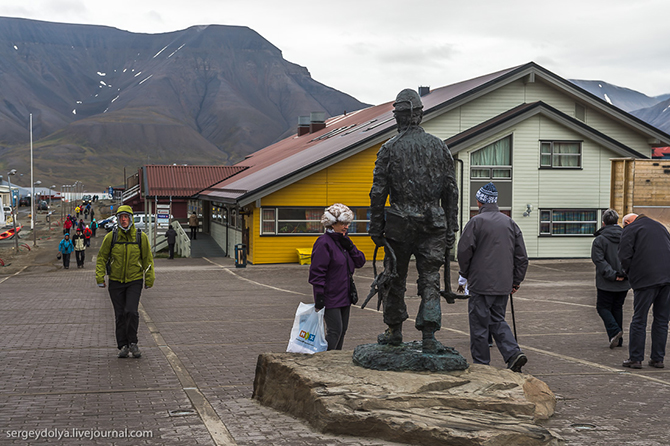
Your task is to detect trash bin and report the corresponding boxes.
[234,244,247,268]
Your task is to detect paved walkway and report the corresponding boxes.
[1,239,669,445]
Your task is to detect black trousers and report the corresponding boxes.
[596,288,628,342]
[108,279,143,349]
[324,306,351,351]
[62,253,71,268]
[190,226,197,240]
[629,285,670,362]
[75,250,85,267]
[168,243,175,259]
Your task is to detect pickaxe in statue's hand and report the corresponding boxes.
[361,239,398,310]
[440,239,469,304]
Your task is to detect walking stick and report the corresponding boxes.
[509,293,518,341]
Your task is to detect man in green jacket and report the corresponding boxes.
[96,205,155,358]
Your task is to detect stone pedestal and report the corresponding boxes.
[253,351,564,446]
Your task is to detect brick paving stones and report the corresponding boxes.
[2,252,670,445]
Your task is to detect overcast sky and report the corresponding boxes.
[1,0,669,105]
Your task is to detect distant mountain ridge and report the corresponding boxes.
[0,17,369,190]
[570,79,670,135]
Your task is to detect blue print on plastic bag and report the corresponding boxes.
[286,302,327,354]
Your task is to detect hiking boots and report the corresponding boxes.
[118,345,130,358]
[377,325,403,346]
[622,359,642,369]
[129,343,141,358]
[507,352,528,372]
[648,359,664,368]
[609,331,623,349]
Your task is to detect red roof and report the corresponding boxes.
[144,165,246,197]
[652,147,670,158]
[199,65,521,204]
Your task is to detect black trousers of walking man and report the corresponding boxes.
[108,279,143,349]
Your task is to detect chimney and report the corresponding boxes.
[309,111,326,133]
[418,86,430,97]
[297,116,310,136]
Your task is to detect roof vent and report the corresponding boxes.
[297,115,310,136]
[309,111,326,133]
[418,86,430,97]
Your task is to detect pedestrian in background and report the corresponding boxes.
[63,216,73,235]
[73,228,86,268]
[83,225,92,247]
[189,211,198,240]
[58,233,74,269]
[619,213,670,369]
[164,225,177,259]
[591,209,630,349]
[309,204,366,351]
[96,205,155,359]
[90,219,98,237]
[457,182,529,372]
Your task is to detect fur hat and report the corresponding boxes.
[476,182,498,204]
[321,203,354,227]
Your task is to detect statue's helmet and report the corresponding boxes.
[393,89,423,112]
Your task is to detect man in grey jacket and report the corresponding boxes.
[457,183,528,372]
[591,209,630,349]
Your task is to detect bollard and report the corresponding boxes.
[234,244,247,268]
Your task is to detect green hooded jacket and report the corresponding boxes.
[96,205,155,287]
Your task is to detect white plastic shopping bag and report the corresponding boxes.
[286,302,328,354]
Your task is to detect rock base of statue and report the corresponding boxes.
[253,351,564,446]
[352,340,469,371]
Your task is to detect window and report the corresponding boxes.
[540,209,597,236]
[470,136,513,212]
[260,207,371,235]
[540,141,582,168]
[212,203,227,225]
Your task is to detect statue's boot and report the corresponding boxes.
[377,324,403,346]
[422,329,445,353]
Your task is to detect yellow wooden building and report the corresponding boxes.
[198,62,670,264]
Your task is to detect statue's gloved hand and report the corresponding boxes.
[370,234,385,247]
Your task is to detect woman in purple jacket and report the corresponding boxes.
[309,204,366,350]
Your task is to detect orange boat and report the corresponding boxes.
[0,225,22,240]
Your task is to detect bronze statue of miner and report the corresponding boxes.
[369,88,460,353]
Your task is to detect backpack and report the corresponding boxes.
[105,228,143,275]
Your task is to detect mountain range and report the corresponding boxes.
[1,16,668,192]
[569,79,670,134]
[0,17,368,191]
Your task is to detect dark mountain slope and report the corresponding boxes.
[0,17,368,190]
[631,98,670,134]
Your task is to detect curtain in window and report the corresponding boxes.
[305,209,322,232]
[553,143,580,167]
[471,136,511,166]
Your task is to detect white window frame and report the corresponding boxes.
[539,208,598,236]
[260,207,371,236]
[540,141,582,169]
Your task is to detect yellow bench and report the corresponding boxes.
[296,248,313,265]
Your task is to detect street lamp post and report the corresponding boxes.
[7,169,18,251]
[33,180,41,246]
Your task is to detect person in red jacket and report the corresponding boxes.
[63,216,73,235]
[83,226,92,247]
